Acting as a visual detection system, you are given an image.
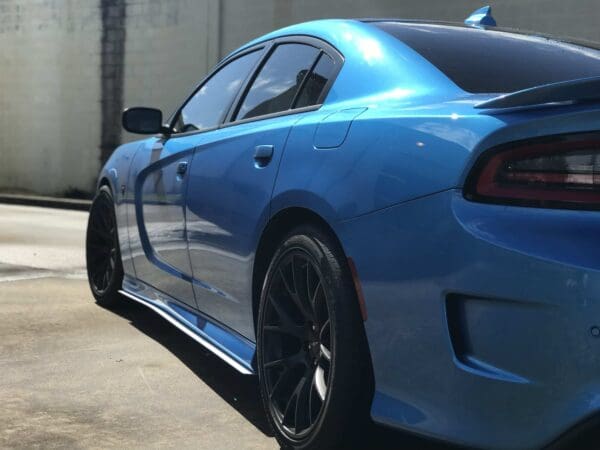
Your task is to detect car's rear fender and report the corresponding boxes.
[272,103,500,223]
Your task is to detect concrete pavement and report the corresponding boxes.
[0,204,458,450]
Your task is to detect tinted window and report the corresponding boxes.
[294,53,336,108]
[236,44,320,120]
[175,50,261,133]
[373,22,600,93]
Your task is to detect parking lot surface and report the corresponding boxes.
[0,204,456,449]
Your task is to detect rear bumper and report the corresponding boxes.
[338,189,600,450]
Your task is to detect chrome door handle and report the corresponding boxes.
[254,145,274,167]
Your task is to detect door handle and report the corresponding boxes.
[176,161,188,177]
[254,145,274,167]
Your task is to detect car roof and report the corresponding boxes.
[226,19,463,104]
[224,19,600,104]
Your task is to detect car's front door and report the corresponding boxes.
[182,42,326,340]
[126,135,196,308]
[127,47,264,310]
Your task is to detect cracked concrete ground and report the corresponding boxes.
[0,204,460,449]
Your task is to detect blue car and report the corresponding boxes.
[87,8,600,449]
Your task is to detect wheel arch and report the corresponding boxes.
[252,205,376,438]
[251,206,349,330]
[98,177,112,190]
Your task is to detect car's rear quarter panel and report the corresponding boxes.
[271,104,499,221]
[322,104,600,449]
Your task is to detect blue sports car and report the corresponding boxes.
[87,7,600,449]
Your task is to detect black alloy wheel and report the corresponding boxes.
[257,226,373,450]
[261,249,333,437]
[86,185,123,306]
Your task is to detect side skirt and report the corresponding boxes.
[119,277,255,375]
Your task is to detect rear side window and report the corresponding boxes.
[373,22,600,94]
[294,53,337,108]
[175,50,261,133]
[235,43,320,120]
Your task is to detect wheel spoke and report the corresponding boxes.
[313,365,327,401]
[269,365,294,401]
[282,375,307,427]
[294,373,311,432]
[319,319,330,342]
[308,371,316,424]
[279,266,312,320]
[293,256,315,318]
[264,324,303,340]
[320,344,331,362]
[268,295,303,339]
[264,352,304,370]
[301,259,316,316]
[92,267,104,287]
[310,280,322,310]
[102,266,110,289]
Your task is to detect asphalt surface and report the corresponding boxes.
[0,204,461,450]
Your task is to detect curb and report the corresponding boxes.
[0,194,91,211]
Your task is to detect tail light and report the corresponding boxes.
[464,132,600,210]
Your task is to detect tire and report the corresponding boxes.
[86,185,124,307]
[257,224,373,450]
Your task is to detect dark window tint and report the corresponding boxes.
[176,50,261,133]
[294,53,336,108]
[373,22,600,93]
[236,44,320,120]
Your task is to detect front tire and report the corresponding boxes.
[257,225,372,450]
[86,185,124,307]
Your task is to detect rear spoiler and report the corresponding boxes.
[475,76,600,110]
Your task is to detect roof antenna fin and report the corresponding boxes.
[464,6,497,28]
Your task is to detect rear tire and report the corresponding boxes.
[257,224,373,450]
[86,185,124,307]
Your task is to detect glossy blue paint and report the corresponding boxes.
[476,75,600,109]
[185,114,303,340]
[464,6,497,28]
[313,107,367,149]
[126,136,197,309]
[96,18,600,449]
[338,189,600,449]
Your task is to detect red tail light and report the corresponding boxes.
[465,132,600,210]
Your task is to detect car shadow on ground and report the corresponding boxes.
[106,299,465,450]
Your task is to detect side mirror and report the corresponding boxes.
[122,107,167,134]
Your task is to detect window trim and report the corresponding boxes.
[166,35,344,139]
[166,45,268,137]
[225,35,344,126]
[290,51,338,109]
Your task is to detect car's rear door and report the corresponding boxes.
[184,40,329,340]
[126,47,264,310]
